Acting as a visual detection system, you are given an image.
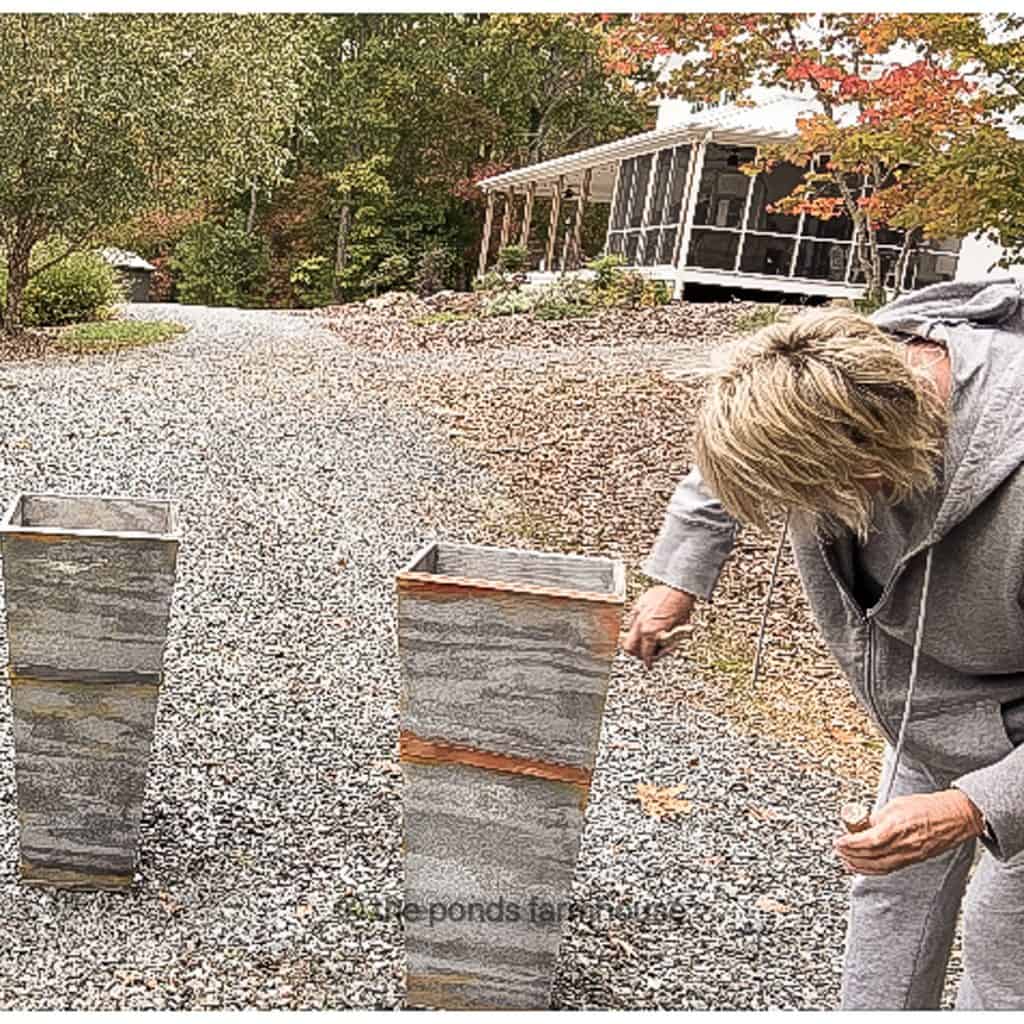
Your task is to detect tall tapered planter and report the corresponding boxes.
[396,541,625,1009]
[0,493,179,890]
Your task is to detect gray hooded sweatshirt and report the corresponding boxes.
[645,279,1024,862]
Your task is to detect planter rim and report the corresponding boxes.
[0,491,180,543]
[398,540,626,605]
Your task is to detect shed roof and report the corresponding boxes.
[100,248,155,272]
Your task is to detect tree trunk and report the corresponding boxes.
[332,203,353,303]
[246,181,258,235]
[851,218,885,309]
[892,227,920,299]
[2,231,34,336]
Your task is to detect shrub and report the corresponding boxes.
[482,288,538,317]
[172,215,269,307]
[0,245,124,327]
[289,255,334,308]
[532,277,597,321]
[735,303,786,333]
[640,278,672,306]
[473,269,513,293]
[587,252,627,290]
[414,245,457,296]
[365,253,412,296]
[496,243,528,275]
[587,252,671,309]
[482,277,597,320]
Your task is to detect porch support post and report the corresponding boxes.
[673,132,710,300]
[546,176,564,272]
[499,187,515,251]
[519,181,536,251]
[478,190,496,279]
[604,161,623,255]
[568,168,592,270]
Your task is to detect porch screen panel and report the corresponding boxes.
[740,236,797,276]
[692,144,755,228]
[794,239,850,281]
[606,144,691,266]
[745,161,802,234]
[639,149,673,264]
[666,146,691,224]
[640,145,692,266]
[609,158,635,232]
[687,228,740,271]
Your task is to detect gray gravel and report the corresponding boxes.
[0,302,950,1008]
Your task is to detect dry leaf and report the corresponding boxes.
[635,782,693,819]
[754,894,791,914]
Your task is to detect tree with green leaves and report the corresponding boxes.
[297,13,652,300]
[0,13,312,333]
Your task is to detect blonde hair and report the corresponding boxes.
[693,308,949,538]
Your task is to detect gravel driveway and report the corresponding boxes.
[0,303,942,1008]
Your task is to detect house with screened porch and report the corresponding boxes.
[476,96,1003,301]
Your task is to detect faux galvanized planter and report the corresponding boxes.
[396,541,625,1010]
[0,493,179,890]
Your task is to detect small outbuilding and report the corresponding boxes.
[100,248,156,303]
[476,96,992,301]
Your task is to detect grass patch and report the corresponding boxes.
[734,303,785,334]
[55,319,187,353]
[413,311,475,326]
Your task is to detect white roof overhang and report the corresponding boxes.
[478,117,799,199]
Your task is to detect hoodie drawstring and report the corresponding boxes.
[751,511,791,693]
[881,545,935,805]
[752,520,935,813]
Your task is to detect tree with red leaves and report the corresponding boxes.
[603,14,1023,303]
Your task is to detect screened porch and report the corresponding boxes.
[478,124,962,300]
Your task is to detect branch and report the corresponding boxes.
[26,224,103,280]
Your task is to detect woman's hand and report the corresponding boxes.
[623,585,696,669]
[834,789,985,875]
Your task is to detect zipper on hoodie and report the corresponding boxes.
[817,536,899,746]
[864,619,897,747]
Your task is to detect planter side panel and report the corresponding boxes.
[398,562,624,1010]
[2,533,178,680]
[11,675,160,888]
[397,582,621,770]
[403,760,586,1010]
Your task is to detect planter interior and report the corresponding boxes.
[3,493,176,536]
[402,539,624,597]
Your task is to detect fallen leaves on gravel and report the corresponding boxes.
[754,895,792,914]
[635,782,693,819]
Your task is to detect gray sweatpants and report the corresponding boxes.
[841,745,1024,1009]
